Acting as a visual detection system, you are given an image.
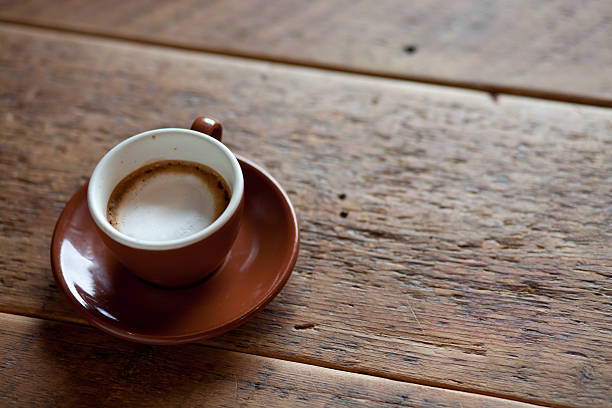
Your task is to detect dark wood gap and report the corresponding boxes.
[0,306,566,408]
[1,18,611,109]
[210,344,566,408]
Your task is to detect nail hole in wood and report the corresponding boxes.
[338,193,346,200]
[403,44,418,54]
[340,211,349,218]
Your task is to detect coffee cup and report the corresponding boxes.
[87,116,244,287]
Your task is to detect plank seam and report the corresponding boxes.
[0,18,611,109]
[0,307,565,408]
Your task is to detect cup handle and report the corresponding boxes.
[191,116,223,142]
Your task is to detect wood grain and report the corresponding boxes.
[0,25,611,407]
[0,313,542,408]
[0,0,611,105]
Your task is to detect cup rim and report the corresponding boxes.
[87,128,244,251]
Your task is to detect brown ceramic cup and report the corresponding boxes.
[87,117,244,287]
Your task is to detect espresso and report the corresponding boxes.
[107,160,231,241]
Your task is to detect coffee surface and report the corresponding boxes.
[107,160,230,241]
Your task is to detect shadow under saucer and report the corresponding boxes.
[50,155,299,344]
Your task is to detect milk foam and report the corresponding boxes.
[111,171,221,241]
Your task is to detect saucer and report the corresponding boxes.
[51,156,299,345]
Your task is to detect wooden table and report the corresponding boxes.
[1,2,610,407]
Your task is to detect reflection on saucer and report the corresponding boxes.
[51,156,299,344]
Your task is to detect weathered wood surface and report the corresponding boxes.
[0,0,611,105]
[0,25,611,407]
[0,313,542,408]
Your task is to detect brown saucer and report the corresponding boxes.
[51,156,299,344]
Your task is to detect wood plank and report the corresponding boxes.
[0,313,541,408]
[0,24,611,408]
[0,0,611,105]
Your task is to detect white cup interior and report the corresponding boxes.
[88,128,243,250]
